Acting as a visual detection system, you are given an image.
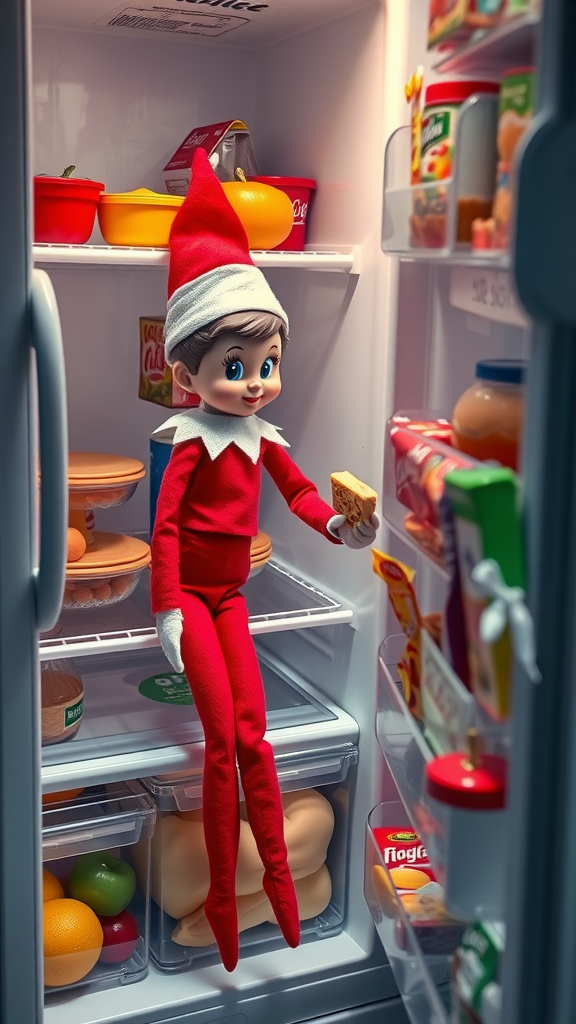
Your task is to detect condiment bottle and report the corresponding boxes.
[424,730,508,919]
[41,659,83,745]
[451,359,526,470]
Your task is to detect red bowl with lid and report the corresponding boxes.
[34,176,105,244]
[248,176,316,251]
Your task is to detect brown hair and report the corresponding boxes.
[170,311,288,374]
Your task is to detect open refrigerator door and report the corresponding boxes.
[367,2,576,1024]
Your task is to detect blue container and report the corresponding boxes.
[150,436,172,536]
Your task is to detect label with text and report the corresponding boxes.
[450,266,529,328]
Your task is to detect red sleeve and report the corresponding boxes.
[262,441,341,544]
[150,439,202,613]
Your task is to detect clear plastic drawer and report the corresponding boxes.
[42,781,155,1000]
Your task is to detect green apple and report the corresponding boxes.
[69,852,136,916]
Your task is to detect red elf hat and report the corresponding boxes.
[164,147,288,363]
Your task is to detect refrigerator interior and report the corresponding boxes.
[30,0,409,1021]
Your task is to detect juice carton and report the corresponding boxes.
[163,120,258,195]
[444,467,524,720]
[139,317,199,409]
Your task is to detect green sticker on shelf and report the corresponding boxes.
[138,673,194,705]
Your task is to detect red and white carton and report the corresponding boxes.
[373,826,430,870]
[163,119,258,195]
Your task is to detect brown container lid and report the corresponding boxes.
[68,453,146,483]
[65,532,150,575]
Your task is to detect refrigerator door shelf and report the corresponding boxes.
[432,10,539,76]
[365,801,452,1024]
[377,636,508,921]
[33,243,362,274]
[41,645,359,791]
[383,95,500,264]
[40,559,353,662]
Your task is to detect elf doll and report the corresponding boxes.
[151,147,378,972]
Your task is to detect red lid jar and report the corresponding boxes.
[421,80,499,183]
[425,751,507,810]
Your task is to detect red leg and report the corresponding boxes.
[178,590,241,971]
[213,592,300,949]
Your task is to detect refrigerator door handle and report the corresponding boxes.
[30,268,68,632]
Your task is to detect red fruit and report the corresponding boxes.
[98,909,139,964]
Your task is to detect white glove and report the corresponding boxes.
[156,608,184,673]
[328,512,380,550]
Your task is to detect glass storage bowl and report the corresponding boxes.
[68,479,141,511]
[63,567,147,610]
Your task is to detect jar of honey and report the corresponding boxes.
[451,360,526,471]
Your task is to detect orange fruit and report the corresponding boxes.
[222,180,293,250]
[42,788,84,806]
[43,898,103,987]
[43,869,65,903]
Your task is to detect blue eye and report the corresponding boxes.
[225,360,244,381]
[260,357,275,379]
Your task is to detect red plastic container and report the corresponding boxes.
[34,176,105,244]
[249,176,316,251]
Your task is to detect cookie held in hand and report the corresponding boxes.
[330,471,377,526]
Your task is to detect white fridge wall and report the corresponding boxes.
[31,1,410,1015]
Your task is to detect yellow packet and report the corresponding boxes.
[372,549,424,720]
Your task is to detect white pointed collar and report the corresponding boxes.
[151,407,290,464]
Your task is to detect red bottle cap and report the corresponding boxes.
[425,752,507,810]
[424,81,500,107]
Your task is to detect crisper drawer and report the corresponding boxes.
[42,781,156,1001]
[138,743,358,973]
[365,801,453,1024]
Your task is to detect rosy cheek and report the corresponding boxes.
[211,380,239,399]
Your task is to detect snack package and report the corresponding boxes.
[421,630,476,755]
[405,67,424,185]
[372,550,422,719]
[139,317,199,409]
[452,921,505,1024]
[163,120,258,195]
[389,419,474,562]
[373,550,444,721]
[444,467,524,720]
[372,826,464,955]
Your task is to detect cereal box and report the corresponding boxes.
[139,317,199,409]
[163,120,258,195]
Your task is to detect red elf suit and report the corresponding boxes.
[151,148,377,972]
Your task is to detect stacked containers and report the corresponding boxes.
[42,782,156,996]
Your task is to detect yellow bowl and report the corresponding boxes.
[97,188,184,247]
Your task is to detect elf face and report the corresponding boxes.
[173,332,282,417]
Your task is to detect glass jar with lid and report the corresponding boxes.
[41,658,83,745]
[451,359,526,471]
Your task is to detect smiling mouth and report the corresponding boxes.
[242,396,262,404]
